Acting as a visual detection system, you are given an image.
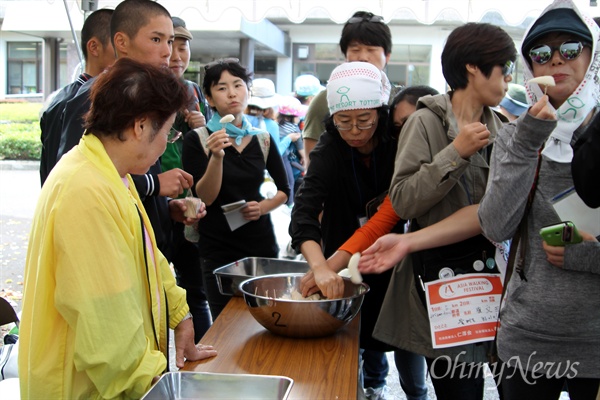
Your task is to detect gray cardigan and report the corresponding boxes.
[479,112,600,378]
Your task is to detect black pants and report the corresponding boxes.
[500,363,600,400]
[426,356,485,400]
[171,222,212,343]
[199,257,234,321]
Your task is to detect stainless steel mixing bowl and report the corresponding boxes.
[239,273,369,338]
[214,257,309,297]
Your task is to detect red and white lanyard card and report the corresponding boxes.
[425,273,503,349]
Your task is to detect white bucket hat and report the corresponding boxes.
[248,78,280,109]
[294,74,325,97]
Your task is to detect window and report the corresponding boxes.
[292,43,432,89]
[292,43,342,89]
[387,44,431,87]
[58,43,69,89]
[7,42,42,94]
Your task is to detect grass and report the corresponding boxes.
[0,103,42,123]
[0,102,42,160]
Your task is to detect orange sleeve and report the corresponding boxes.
[339,195,402,254]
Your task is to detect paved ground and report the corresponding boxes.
[0,160,506,399]
[0,161,39,310]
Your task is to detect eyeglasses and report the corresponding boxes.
[167,128,182,143]
[501,60,515,77]
[529,41,587,65]
[334,118,377,131]
[347,14,384,24]
[204,57,240,71]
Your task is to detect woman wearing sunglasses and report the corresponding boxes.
[478,0,600,397]
[182,58,289,320]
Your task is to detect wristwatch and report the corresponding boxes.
[180,312,193,324]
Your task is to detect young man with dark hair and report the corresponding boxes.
[302,11,392,167]
[56,0,195,260]
[58,0,174,159]
[39,8,114,186]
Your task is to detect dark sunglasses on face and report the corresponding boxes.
[501,60,515,77]
[204,57,240,71]
[347,14,384,24]
[528,41,587,65]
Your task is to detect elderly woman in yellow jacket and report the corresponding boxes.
[18,58,217,399]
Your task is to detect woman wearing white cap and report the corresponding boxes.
[246,78,280,141]
[479,0,600,396]
[289,61,398,398]
[294,74,325,105]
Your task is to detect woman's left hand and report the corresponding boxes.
[528,95,556,120]
[358,233,408,274]
[174,317,217,368]
[543,230,598,267]
[241,201,261,221]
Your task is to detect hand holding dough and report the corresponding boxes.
[347,252,363,284]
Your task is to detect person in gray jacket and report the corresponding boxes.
[478,0,600,398]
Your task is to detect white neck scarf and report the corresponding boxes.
[522,0,600,163]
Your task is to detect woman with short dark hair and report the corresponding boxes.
[182,58,289,320]
[372,22,516,399]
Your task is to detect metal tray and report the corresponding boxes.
[214,257,309,297]
[141,371,293,400]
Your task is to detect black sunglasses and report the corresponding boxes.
[529,41,587,65]
[347,14,384,24]
[204,57,240,71]
[501,60,515,77]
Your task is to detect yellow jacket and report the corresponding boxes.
[19,134,189,399]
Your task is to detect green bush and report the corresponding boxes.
[0,103,42,160]
[0,129,41,160]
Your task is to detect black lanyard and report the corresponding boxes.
[350,147,378,209]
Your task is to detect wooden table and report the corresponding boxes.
[182,297,360,400]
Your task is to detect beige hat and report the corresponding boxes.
[172,17,193,41]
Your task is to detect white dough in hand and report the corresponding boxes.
[219,114,235,124]
[529,76,556,87]
[338,268,351,278]
[347,252,363,284]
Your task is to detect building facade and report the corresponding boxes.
[1,0,598,101]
